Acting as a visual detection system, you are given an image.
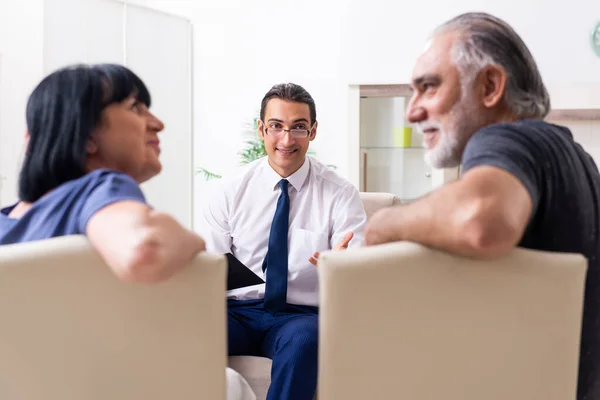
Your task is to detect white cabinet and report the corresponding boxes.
[359,148,432,201]
[358,96,433,201]
[349,84,458,202]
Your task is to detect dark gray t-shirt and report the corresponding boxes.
[462,119,600,400]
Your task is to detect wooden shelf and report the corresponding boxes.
[359,84,411,98]
[358,85,600,121]
[546,109,600,121]
[361,146,423,150]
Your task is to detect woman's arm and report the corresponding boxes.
[86,200,206,283]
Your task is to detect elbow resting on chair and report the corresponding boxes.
[88,203,205,284]
[456,202,523,259]
[114,236,170,284]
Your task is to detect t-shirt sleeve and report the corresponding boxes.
[78,171,148,233]
[461,124,541,209]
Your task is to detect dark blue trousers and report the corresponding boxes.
[228,299,318,400]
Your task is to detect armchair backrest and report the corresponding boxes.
[359,192,401,220]
[318,241,587,400]
[0,235,227,400]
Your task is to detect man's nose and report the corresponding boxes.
[406,102,427,124]
[279,130,296,145]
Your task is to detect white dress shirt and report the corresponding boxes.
[198,156,367,307]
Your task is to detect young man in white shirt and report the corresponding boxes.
[199,83,367,400]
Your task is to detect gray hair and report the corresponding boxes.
[433,12,550,119]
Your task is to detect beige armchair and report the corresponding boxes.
[0,235,227,400]
[357,191,402,219]
[317,241,587,400]
[228,191,400,399]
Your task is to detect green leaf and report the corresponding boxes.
[239,138,267,165]
[195,168,222,180]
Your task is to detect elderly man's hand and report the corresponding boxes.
[365,207,396,246]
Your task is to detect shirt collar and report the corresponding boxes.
[263,157,310,193]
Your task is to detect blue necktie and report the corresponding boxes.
[262,179,290,313]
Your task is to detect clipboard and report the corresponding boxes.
[225,253,265,290]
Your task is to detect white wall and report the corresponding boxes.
[0,0,194,229]
[0,0,44,206]
[43,0,124,72]
[129,0,350,229]
[2,0,600,223]
[345,0,600,85]
[136,0,600,227]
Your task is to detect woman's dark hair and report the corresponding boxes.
[19,63,151,202]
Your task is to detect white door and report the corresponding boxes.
[40,0,194,229]
[125,4,194,229]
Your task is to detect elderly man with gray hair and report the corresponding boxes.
[365,12,600,400]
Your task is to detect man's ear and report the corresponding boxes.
[477,65,507,109]
[309,121,318,142]
[257,119,266,140]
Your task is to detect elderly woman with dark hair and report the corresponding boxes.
[0,63,256,400]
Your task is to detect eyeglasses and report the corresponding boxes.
[262,121,315,139]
